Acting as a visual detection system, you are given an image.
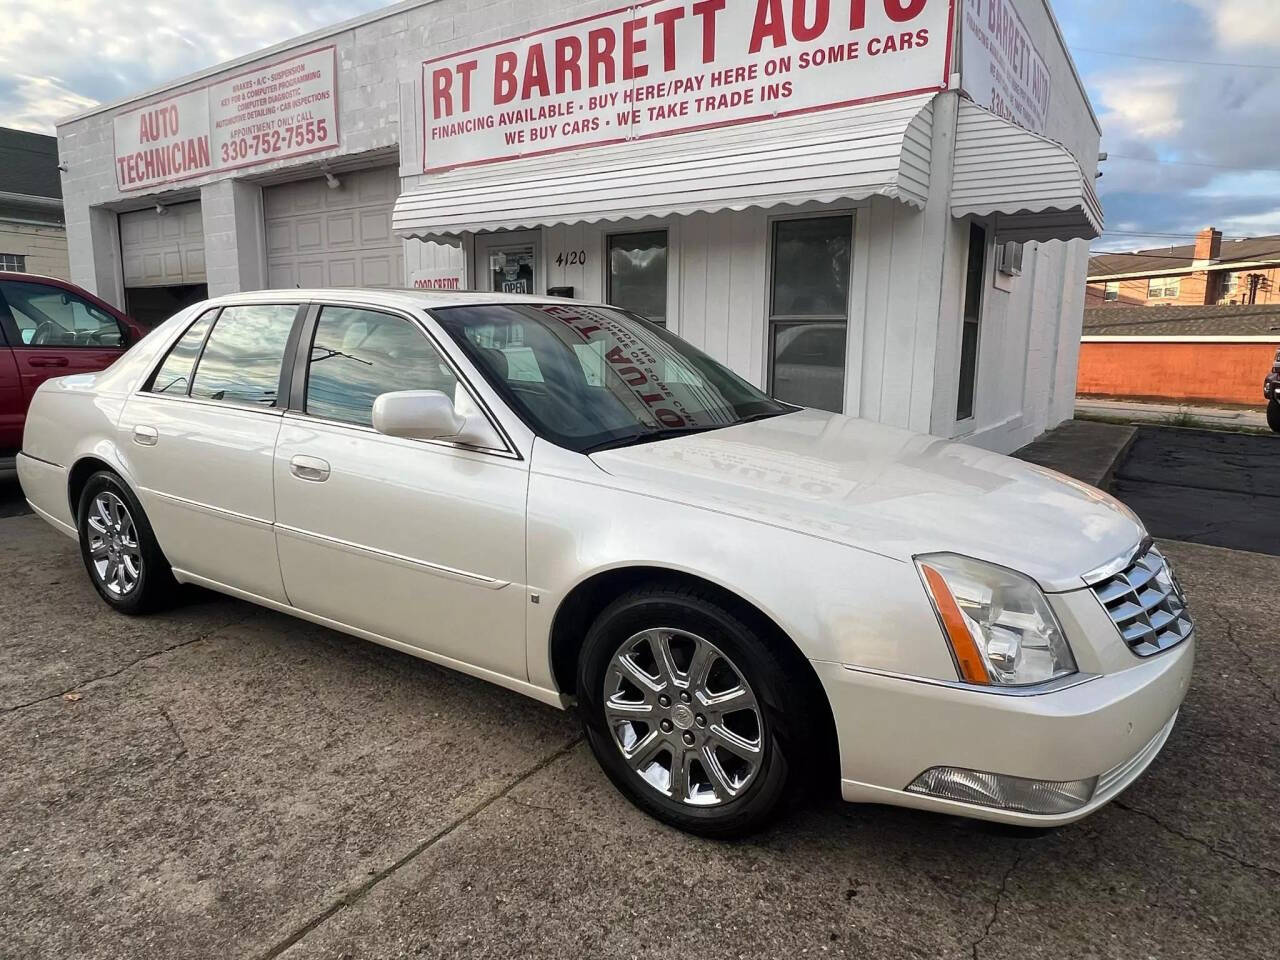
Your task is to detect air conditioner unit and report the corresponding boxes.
[997,241,1024,277]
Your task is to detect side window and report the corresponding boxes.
[0,280,125,347]
[147,310,217,395]
[304,306,459,427]
[190,304,297,406]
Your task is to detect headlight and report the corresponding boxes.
[916,553,1077,687]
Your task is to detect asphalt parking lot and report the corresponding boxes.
[1,476,1278,959]
[1109,427,1280,557]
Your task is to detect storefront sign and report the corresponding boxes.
[411,266,466,290]
[420,0,955,173]
[959,0,1049,133]
[113,47,339,191]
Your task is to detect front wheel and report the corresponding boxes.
[1268,399,1280,433]
[577,585,818,838]
[77,471,176,614]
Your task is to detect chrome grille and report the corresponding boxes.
[1091,546,1193,657]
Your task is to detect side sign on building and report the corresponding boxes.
[959,0,1049,134]
[421,0,956,173]
[113,47,339,192]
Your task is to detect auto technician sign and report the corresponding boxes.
[421,0,955,173]
[114,47,338,191]
[959,0,1049,133]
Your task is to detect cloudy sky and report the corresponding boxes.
[1,0,1277,252]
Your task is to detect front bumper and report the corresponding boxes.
[812,632,1194,826]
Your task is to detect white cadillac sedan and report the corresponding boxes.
[18,290,1194,837]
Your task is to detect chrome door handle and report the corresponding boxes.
[133,425,159,446]
[289,455,330,482]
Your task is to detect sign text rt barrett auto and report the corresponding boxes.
[421,0,954,172]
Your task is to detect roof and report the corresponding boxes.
[1089,235,1280,279]
[1082,304,1280,338]
[0,127,62,199]
[198,287,613,312]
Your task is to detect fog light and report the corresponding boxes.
[906,766,1097,816]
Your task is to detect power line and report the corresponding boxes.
[1072,45,1280,70]
[1107,153,1280,174]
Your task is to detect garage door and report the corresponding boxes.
[264,166,403,289]
[120,202,206,287]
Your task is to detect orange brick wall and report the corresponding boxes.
[1077,341,1279,406]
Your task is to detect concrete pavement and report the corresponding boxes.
[1077,398,1272,431]
[1,514,1276,959]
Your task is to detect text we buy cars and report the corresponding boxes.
[423,0,952,171]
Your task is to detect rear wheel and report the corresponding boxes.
[77,471,175,614]
[577,584,817,838]
[1268,399,1280,433]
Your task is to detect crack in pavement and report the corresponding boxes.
[253,734,584,960]
[158,705,189,760]
[0,611,261,717]
[969,848,1023,960]
[1205,603,1280,710]
[1113,800,1280,881]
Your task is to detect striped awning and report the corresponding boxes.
[950,100,1104,243]
[393,94,936,241]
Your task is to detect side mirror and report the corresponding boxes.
[371,390,502,449]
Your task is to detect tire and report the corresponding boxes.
[76,470,176,614]
[577,584,818,838]
[1269,399,1280,434]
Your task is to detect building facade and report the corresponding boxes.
[56,0,1102,453]
[0,128,69,279]
[1087,227,1280,309]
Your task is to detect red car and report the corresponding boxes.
[0,273,146,477]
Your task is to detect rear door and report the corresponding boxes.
[118,301,304,602]
[0,279,129,403]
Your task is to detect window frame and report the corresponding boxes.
[1103,281,1120,302]
[138,302,306,416]
[956,221,988,423]
[765,211,856,413]
[286,300,520,459]
[1147,276,1181,300]
[605,228,670,328]
[0,253,27,272]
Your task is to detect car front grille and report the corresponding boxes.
[1091,545,1193,657]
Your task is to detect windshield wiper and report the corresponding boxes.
[584,424,721,454]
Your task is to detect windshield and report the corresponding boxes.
[431,303,791,453]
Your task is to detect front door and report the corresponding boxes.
[117,302,301,602]
[272,303,529,679]
[0,279,129,415]
[476,233,541,296]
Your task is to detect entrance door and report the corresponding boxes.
[475,232,541,296]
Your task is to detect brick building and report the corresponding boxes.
[0,127,69,278]
[1086,227,1280,308]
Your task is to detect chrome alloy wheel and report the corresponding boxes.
[86,491,142,596]
[604,628,764,807]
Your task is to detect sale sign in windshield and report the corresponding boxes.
[113,47,338,191]
[421,0,954,172]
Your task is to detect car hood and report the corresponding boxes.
[588,409,1143,592]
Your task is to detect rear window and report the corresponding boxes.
[189,304,298,406]
[147,310,216,396]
